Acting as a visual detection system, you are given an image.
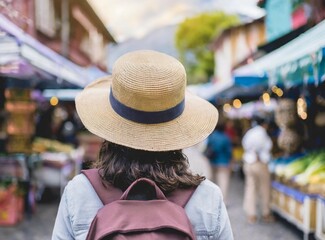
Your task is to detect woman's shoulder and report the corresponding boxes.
[64,173,103,207]
[185,179,226,237]
[192,179,223,203]
[67,172,93,190]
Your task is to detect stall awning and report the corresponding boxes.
[186,80,234,102]
[0,15,104,87]
[42,89,82,101]
[233,20,325,88]
[0,34,58,81]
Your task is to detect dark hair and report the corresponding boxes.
[215,122,225,132]
[93,141,205,193]
[252,113,268,126]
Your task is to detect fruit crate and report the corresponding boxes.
[271,181,317,240]
[316,195,325,240]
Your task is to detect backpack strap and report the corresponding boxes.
[167,187,196,208]
[81,169,123,205]
[82,169,196,207]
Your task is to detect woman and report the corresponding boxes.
[52,50,233,240]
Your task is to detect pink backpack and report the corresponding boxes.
[82,169,197,240]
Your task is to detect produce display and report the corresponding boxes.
[32,137,74,153]
[293,152,325,186]
[271,150,325,195]
[270,152,305,177]
[270,149,325,237]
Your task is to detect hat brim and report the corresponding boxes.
[75,77,218,151]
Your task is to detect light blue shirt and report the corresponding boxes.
[52,174,234,240]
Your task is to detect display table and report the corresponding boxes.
[34,150,83,195]
[271,181,318,240]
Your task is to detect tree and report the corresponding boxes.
[175,12,239,85]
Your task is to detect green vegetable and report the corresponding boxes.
[284,157,313,179]
[283,150,324,179]
[291,151,325,185]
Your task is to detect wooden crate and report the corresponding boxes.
[316,196,325,240]
[293,196,317,231]
[271,181,318,239]
[271,188,280,206]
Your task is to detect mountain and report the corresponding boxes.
[107,24,179,71]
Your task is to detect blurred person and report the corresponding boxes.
[205,122,232,205]
[56,103,79,146]
[224,119,239,145]
[241,114,274,224]
[52,50,233,240]
[35,103,55,139]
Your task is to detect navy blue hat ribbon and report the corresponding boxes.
[109,90,185,124]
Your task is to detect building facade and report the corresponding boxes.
[0,0,115,71]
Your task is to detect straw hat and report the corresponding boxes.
[75,50,218,151]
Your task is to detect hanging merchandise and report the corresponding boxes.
[275,99,304,155]
[275,98,298,127]
[4,87,36,153]
[277,128,302,154]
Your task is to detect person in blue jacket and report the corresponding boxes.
[206,122,232,205]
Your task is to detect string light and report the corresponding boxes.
[262,92,270,101]
[300,112,307,120]
[275,88,283,97]
[50,96,59,106]
[271,86,278,93]
[223,103,232,113]
[233,99,242,109]
[297,97,307,120]
[262,92,271,105]
[271,85,284,97]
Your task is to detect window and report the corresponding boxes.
[35,0,56,37]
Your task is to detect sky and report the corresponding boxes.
[87,0,264,42]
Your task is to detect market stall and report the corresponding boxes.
[0,32,88,226]
[231,19,325,240]
[0,84,83,225]
[271,150,325,240]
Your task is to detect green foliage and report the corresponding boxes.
[175,12,239,84]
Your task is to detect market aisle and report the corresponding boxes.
[0,171,305,240]
[227,172,303,240]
